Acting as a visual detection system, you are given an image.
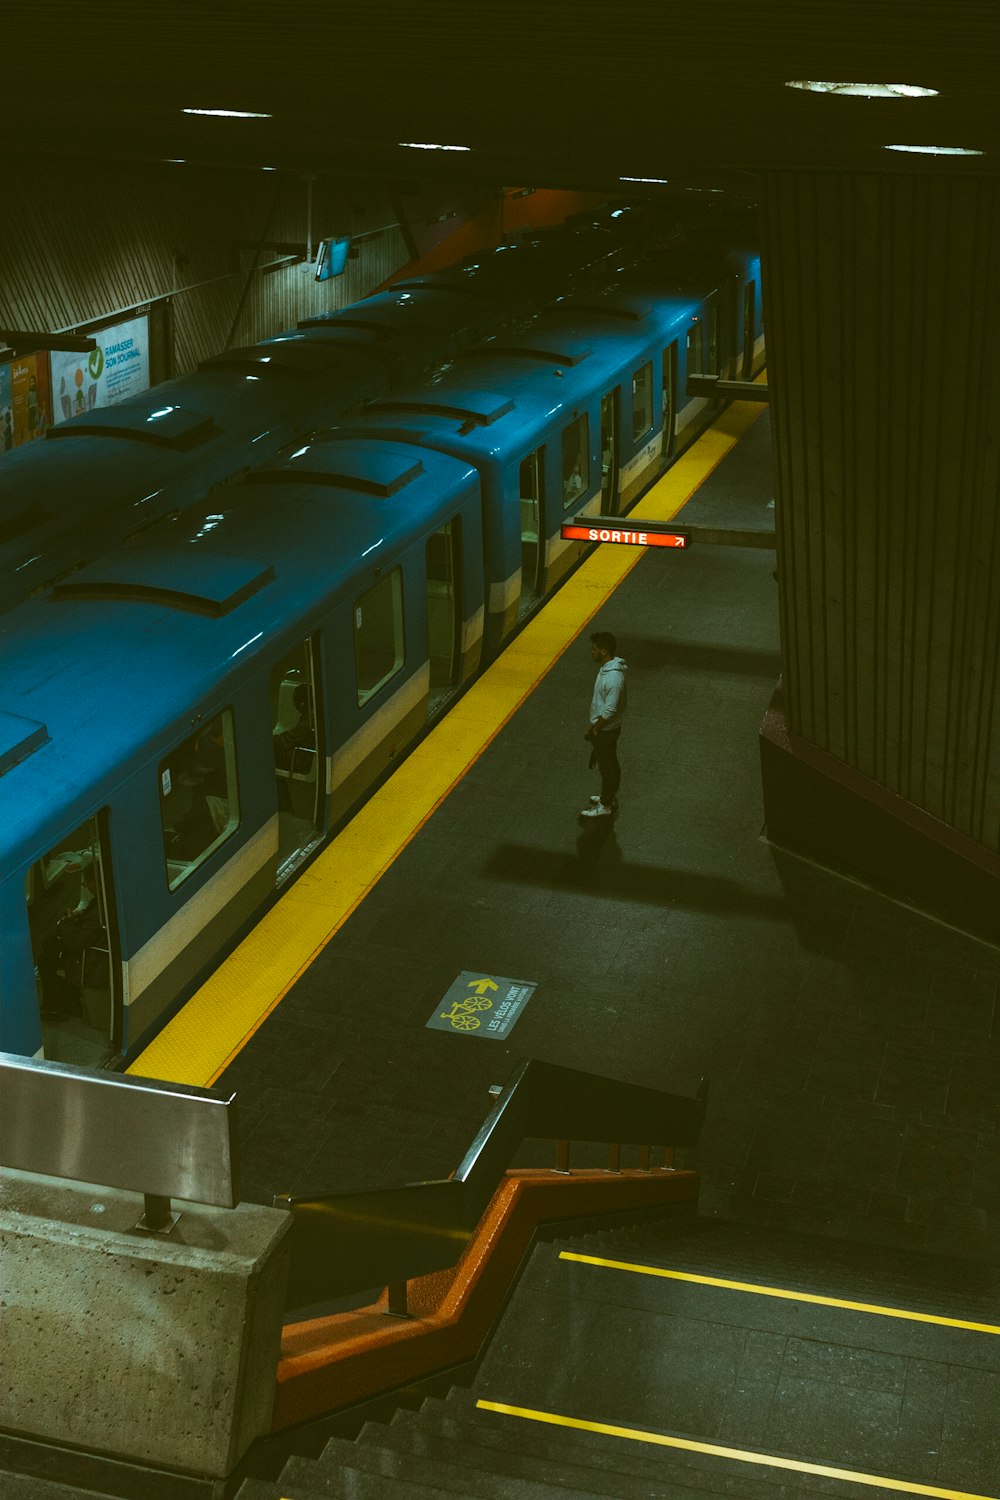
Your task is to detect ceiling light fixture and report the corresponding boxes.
[183,108,272,118]
[398,141,472,152]
[785,81,938,98]
[620,175,669,184]
[885,143,983,154]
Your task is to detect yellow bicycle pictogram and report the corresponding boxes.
[439,993,494,1030]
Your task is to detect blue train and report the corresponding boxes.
[0,210,656,614]
[0,211,763,1068]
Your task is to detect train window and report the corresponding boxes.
[355,568,404,705]
[704,301,719,374]
[270,640,323,881]
[687,320,705,375]
[742,281,756,379]
[631,363,653,443]
[600,389,620,512]
[561,414,590,508]
[25,813,118,1064]
[426,519,462,713]
[519,448,544,613]
[661,343,677,459]
[159,711,240,891]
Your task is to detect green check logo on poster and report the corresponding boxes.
[88,348,104,380]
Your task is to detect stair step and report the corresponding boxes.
[570,1218,1000,1324]
[232,1483,279,1500]
[285,1433,607,1500]
[358,1420,617,1498]
[278,1450,458,1499]
[379,1414,686,1499]
[391,1406,746,1500]
[436,1392,905,1500]
[0,1478,115,1500]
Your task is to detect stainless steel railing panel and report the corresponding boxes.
[0,1052,239,1208]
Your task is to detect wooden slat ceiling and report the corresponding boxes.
[5,1,999,189]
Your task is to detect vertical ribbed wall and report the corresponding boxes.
[0,160,409,373]
[760,172,1000,853]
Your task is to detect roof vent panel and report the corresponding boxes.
[249,440,425,496]
[376,391,514,426]
[0,712,49,776]
[472,344,592,368]
[45,404,215,450]
[50,547,273,616]
[200,342,340,376]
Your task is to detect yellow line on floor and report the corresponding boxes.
[129,399,766,1086]
[559,1252,1000,1336]
[475,1401,998,1500]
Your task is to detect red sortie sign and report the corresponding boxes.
[560,522,689,548]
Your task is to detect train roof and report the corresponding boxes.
[0,344,389,606]
[0,439,477,864]
[329,291,705,464]
[300,285,484,347]
[543,282,707,332]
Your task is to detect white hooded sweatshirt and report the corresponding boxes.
[590,656,628,731]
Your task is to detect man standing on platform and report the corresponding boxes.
[581,631,628,818]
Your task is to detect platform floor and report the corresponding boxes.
[216,408,1000,1262]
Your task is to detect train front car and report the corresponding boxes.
[0,439,482,1066]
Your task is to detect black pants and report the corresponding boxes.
[594,726,622,806]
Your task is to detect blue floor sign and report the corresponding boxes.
[428,971,537,1039]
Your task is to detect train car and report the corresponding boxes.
[0,219,638,615]
[0,439,483,1065]
[0,211,764,1068]
[326,238,762,650]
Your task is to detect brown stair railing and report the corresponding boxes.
[274,1058,708,1316]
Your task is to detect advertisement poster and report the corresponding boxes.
[0,362,12,453]
[50,312,150,424]
[10,354,52,448]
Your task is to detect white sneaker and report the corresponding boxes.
[580,802,613,817]
[589,794,618,809]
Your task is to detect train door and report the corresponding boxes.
[518,446,545,616]
[25,811,121,1066]
[600,389,620,512]
[631,361,654,449]
[661,343,677,462]
[686,318,705,379]
[742,280,756,379]
[270,638,323,883]
[704,299,719,376]
[561,413,590,510]
[426,517,462,716]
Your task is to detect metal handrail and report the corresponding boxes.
[274,1059,707,1313]
[0,1051,239,1231]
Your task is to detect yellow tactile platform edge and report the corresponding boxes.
[129,399,766,1086]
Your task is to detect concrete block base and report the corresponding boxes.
[0,1169,291,1477]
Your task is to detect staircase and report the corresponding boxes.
[236,1213,1000,1500]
